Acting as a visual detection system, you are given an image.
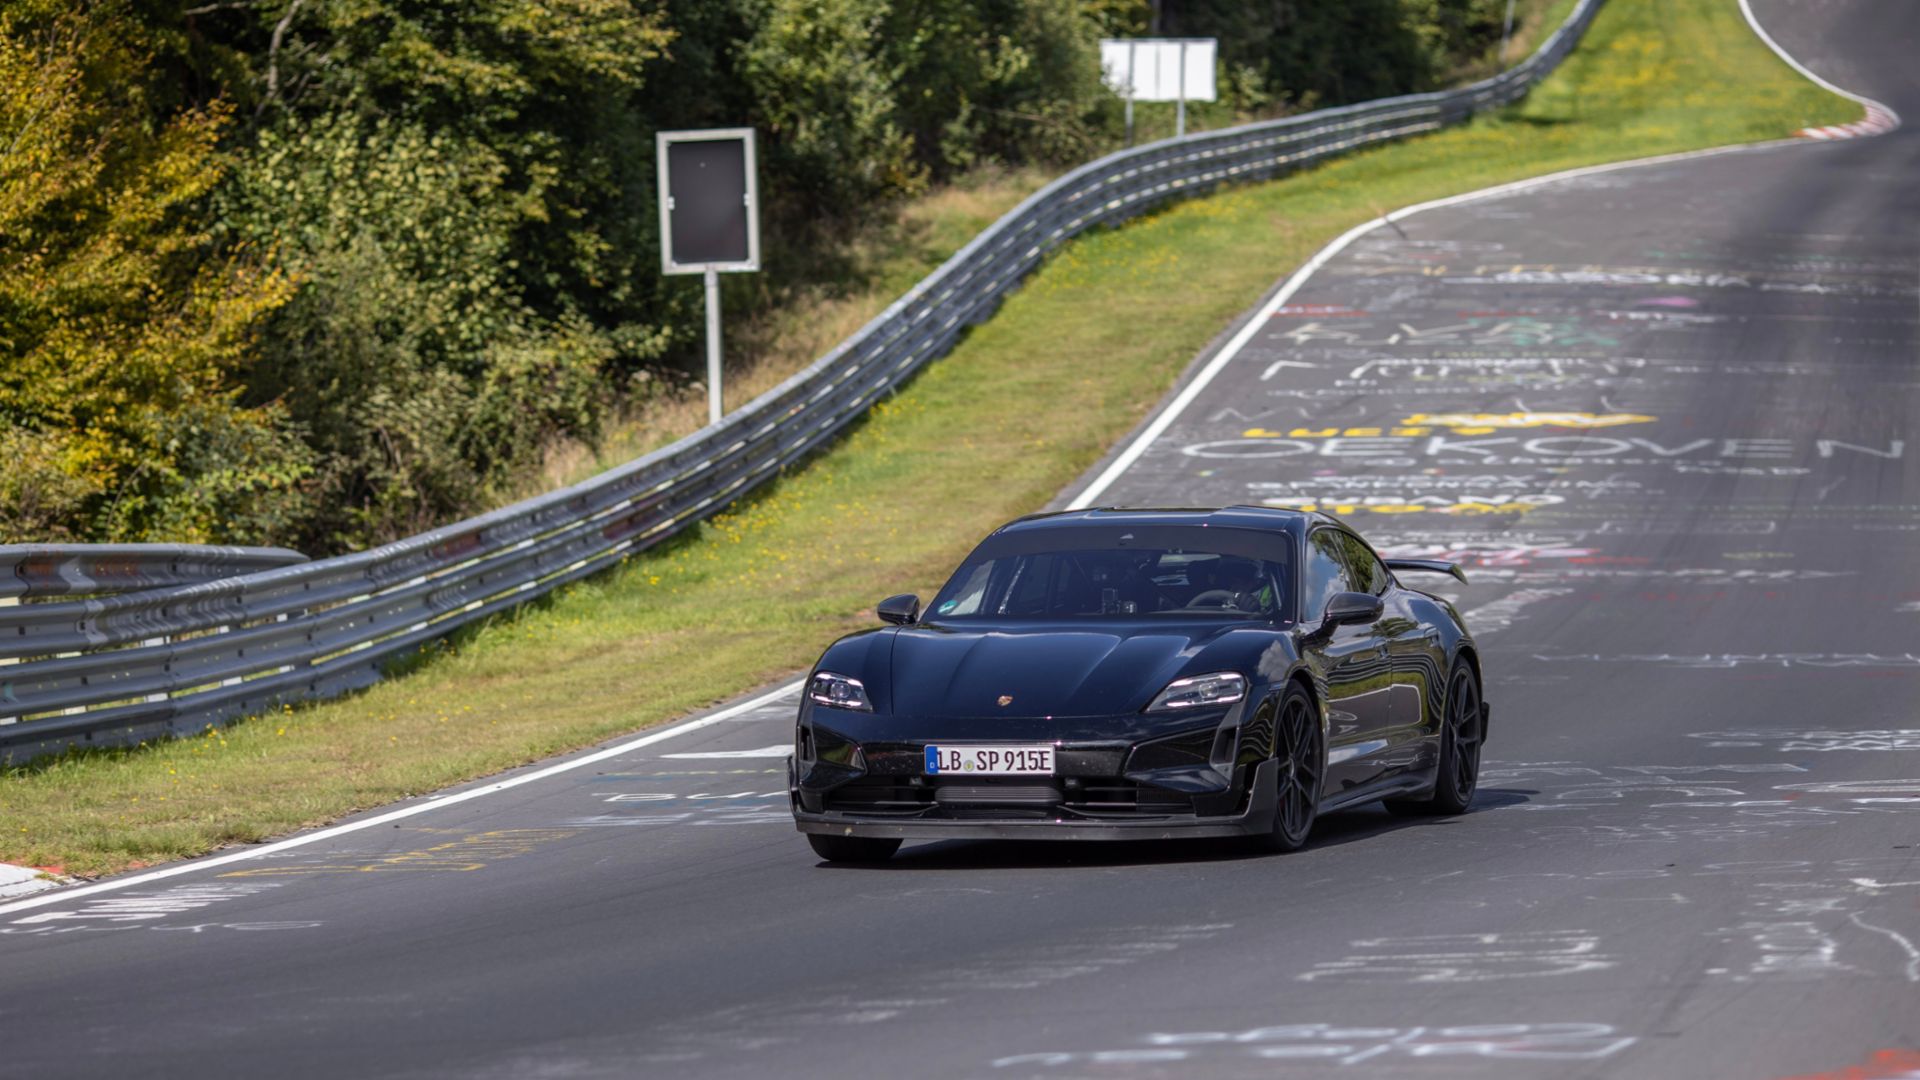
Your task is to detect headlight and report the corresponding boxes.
[1146,671,1246,711]
[808,671,872,711]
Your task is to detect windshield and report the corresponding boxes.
[928,546,1289,621]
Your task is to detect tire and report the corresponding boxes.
[1248,685,1324,853]
[806,833,902,863]
[1385,659,1483,816]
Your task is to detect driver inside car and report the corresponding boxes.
[1187,557,1273,613]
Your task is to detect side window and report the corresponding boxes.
[938,563,993,617]
[1339,532,1391,595]
[1303,530,1356,620]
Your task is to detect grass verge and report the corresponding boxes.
[0,0,1855,878]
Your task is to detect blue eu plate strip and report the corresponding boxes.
[924,746,940,774]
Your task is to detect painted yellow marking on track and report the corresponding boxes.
[219,829,579,877]
[1402,411,1658,432]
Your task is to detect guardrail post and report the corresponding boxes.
[143,637,168,704]
[0,596,13,728]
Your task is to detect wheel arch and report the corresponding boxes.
[1244,667,1323,764]
[1450,643,1487,743]
[1284,666,1327,740]
[1453,642,1482,688]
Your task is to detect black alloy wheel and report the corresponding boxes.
[807,833,902,863]
[1386,660,1482,816]
[1253,686,1323,852]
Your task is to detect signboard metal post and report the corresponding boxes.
[1176,44,1187,137]
[703,268,722,424]
[1099,38,1216,143]
[657,128,760,427]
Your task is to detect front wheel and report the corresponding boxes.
[807,833,901,863]
[1385,660,1483,816]
[1249,685,1323,853]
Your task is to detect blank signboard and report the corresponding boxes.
[658,129,759,274]
[1099,39,1217,103]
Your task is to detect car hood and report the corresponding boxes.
[886,620,1246,718]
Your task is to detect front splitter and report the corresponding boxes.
[793,759,1277,842]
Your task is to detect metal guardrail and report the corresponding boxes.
[0,0,1603,764]
[1,545,307,601]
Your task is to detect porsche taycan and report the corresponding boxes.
[789,506,1486,862]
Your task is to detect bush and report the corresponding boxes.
[0,2,310,546]
[743,0,924,216]
[218,111,618,543]
[882,0,1117,178]
[1159,0,1513,109]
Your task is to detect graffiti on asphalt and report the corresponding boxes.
[991,1022,1637,1068]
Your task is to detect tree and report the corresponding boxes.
[0,2,310,545]
[741,0,923,219]
[194,0,675,544]
[883,0,1116,178]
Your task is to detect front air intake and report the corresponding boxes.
[933,783,1063,807]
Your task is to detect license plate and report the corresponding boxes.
[924,744,1055,776]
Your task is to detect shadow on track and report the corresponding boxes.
[812,787,1538,870]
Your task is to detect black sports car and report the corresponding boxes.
[789,506,1486,862]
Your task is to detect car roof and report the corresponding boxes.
[994,505,1323,538]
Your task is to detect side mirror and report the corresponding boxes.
[877,594,921,626]
[1323,591,1384,627]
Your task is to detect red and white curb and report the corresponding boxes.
[0,863,71,901]
[1737,0,1902,141]
[1799,102,1900,139]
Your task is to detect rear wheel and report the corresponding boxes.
[1250,685,1323,853]
[1386,660,1482,816]
[806,833,902,863]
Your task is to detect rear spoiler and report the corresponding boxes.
[1385,559,1468,585]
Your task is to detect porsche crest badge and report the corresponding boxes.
[996,694,1014,707]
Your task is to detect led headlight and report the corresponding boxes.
[808,671,872,711]
[1146,671,1246,712]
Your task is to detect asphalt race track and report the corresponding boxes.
[3,3,1917,1076]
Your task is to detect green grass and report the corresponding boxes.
[0,0,1855,879]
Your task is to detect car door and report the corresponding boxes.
[1336,531,1434,782]
[1301,527,1395,794]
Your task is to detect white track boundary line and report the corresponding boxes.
[1072,0,1891,510]
[1737,0,1901,134]
[5,1,1886,918]
[0,680,803,916]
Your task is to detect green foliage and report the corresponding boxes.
[228,0,677,323]
[743,0,923,213]
[217,111,618,542]
[0,1,309,545]
[881,0,1117,178]
[1161,0,1513,109]
[186,0,676,543]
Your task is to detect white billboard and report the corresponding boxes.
[1099,38,1217,103]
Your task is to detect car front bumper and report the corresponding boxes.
[791,758,1279,842]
